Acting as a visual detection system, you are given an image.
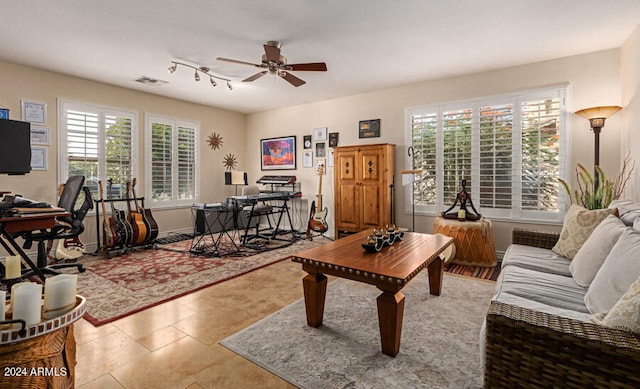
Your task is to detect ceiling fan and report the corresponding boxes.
[217,41,327,87]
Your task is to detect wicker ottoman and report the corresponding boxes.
[432,216,497,267]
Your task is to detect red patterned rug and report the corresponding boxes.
[75,236,325,326]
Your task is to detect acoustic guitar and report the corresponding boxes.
[131,178,159,243]
[108,178,133,247]
[307,164,329,235]
[99,180,118,248]
[126,181,147,245]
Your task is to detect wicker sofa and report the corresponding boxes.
[483,227,640,388]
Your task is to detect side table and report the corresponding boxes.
[432,216,497,267]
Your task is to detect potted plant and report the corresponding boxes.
[558,155,634,210]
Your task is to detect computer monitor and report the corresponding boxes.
[0,119,31,175]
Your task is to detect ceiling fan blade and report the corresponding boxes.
[280,71,306,87]
[287,62,327,72]
[217,57,262,68]
[263,43,281,63]
[243,71,268,82]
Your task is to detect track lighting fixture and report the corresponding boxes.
[168,60,232,90]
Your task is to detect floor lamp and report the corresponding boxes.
[574,105,622,191]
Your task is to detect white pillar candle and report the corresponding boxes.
[43,274,77,316]
[0,290,5,321]
[12,282,42,326]
[5,256,21,279]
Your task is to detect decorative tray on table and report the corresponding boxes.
[362,226,405,252]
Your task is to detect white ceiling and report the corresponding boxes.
[1,1,639,114]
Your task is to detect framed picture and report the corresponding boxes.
[31,147,47,170]
[261,136,296,170]
[329,132,339,147]
[316,142,326,158]
[359,119,380,138]
[303,135,312,149]
[303,150,313,168]
[30,127,50,145]
[21,100,47,126]
[313,127,327,141]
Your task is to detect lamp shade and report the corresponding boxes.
[231,171,247,185]
[575,106,622,121]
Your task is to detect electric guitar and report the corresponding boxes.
[307,164,328,234]
[132,178,159,243]
[126,181,147,245]
[108,178,133,247]
[99,180,118,248]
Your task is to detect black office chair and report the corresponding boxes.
[239,185,273,245]
[21,175,93,276]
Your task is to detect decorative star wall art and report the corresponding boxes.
[223,153,237,170]
[207,132,223,150]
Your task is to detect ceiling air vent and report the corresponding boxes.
[134,76,168,87]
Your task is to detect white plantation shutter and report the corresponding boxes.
[409,111,438,208]
[59,100,136,201]
[521,96,562,213]
[406,86,566,222]
[177,125,197,200]
[146,114,199,207]
[151,122,173,202]
[479,103,513,212]
[442,108,472,203]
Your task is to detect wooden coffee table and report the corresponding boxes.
[291,230,453,357]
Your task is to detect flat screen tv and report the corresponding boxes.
[0,119,31,175]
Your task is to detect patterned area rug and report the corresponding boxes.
[221,274,496,388]
[76,235,324,326]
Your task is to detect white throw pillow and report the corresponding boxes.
[570,215,626,287]
[591,276,640,334]
[552,205,617,260]
[585,228,640,314]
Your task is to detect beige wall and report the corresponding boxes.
[0,60,246,251]
[1,41,636,256]
[246,49,625,252]
[622,23,640,200]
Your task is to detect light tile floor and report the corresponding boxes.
[75,258,309,389]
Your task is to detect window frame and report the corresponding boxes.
[405,86,570,223]
[144,113,200,209]
[57,98,138,207]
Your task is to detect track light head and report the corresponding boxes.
[210,77,217,87]
[194,70,200,81]
[168,63,177,73]
[227,81,233,90]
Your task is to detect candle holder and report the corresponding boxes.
[362,228,405,252]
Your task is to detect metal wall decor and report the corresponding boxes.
[207,132,223,150]
[223,153,237,170]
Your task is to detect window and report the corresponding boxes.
[407,87,567,222]
[145,114,199,208]
[58,100,137,202]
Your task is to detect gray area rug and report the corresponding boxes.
[220,273,496,388]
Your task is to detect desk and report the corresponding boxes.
[291,231,453,357]
[0,211,69,282]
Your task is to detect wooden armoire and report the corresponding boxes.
[333,143,395,238]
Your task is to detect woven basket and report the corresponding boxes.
[0,325,75,388]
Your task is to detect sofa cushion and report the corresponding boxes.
[502,244,571,276]
[591,276,640,333]
[496,265,588,313]
[570,215,626,287]
[609,199,640,226]
[493,292,591,321]
[552,205,617,260]
[585,228,640,314]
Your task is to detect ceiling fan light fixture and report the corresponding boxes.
[167,60,231,90]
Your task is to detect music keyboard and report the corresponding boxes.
[231,191,301,202]
[256,175,297,185]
